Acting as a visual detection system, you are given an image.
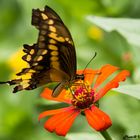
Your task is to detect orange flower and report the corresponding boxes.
[39,64,130,136]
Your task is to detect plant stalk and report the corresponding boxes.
[100,130,112,140]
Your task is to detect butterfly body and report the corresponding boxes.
[0,6,84,96]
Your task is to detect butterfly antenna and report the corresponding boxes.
[83,52,97,74]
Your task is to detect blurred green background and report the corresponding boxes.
[0,0,140,140]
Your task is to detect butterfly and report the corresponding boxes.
[0,5,84,97]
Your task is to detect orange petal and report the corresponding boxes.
[44,108,76,133]
[85,105,112,131]
[94,70,130,102]
[94,64,119,89]
[77,69,98,84]
[40,88,71,104]
[44,112,70,132]
[85,108,105,131]
[38,106,74,121]
[55,109,80,136]
[91,106,112,130]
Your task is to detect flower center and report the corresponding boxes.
[71,86,94,109]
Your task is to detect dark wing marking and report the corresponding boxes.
[0,6,77,94]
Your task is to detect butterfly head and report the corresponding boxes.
[75,74,84,80]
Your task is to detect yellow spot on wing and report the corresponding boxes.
[65,38,73,44]
[32,62,38,66]
[65,38,69,41]
[68,40,73,45]
[49,32,57,38]
[48,20,54,25]
[27,55,31,61]
[22,83,30,89]
[30,49,35,55]
[37,56,43,61]
[58,37,65,42]
[48,45,58,50]
[49,39,56,44]
[50,56,58,61]
[42,50,48,55]
[51,51,59,56]
[41,13,48,20]
[37,49,48,55]
[49,26,56,32]
[20,73,32,80]
[49,33,65,42]
[29,69,36,73]
[51,61,60,69]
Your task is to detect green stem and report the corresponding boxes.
[100,130,112,140]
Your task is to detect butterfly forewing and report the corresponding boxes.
[0,6,77,95]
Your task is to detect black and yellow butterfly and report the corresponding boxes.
[0,6,84,97]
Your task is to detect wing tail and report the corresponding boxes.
[0,79,35,93]
[0,79,22,85]
[0,79,23,93]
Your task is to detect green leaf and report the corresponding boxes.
[66,133,105,140]
[113,84,140,99]
[87,16,140,47]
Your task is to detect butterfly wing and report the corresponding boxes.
[0,6,77,94]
